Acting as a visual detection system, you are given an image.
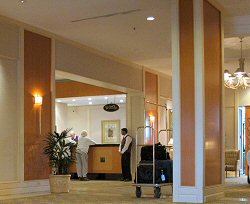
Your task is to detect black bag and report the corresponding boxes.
[140,143,167,161]
[136,160,173,184]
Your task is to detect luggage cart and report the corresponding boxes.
[134,126,172,198]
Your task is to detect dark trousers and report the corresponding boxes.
[121,152,132,179]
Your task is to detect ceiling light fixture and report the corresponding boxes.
[20,0,26,3]
[224,37,250,89]
[147,16,155,21]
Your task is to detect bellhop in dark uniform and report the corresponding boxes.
[119,128,132,182]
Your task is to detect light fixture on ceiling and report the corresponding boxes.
[224,37,250,89]
[147,16,155,21]
[20,0,26,3]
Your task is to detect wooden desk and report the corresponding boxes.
[69,144,122,174]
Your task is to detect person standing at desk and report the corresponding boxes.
[70,130,79,142]
[76,130,96,181]
[119,128,132,182]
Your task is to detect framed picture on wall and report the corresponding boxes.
[102,120,121,144]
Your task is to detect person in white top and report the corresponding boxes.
[76,130,96,181]
[119,128,132,182]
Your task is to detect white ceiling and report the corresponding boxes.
[0,0,250,75]
[56,94,126,107]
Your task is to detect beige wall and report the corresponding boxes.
[225,88,237,150]
[55,102,68,133]
[0,58,18,182]
[55,40,143,92]
[0,22,19,182]
[0,21,19,59]
[224,88,250,150]
[159,74,172,99]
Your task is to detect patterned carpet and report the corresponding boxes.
[1,178,250,204]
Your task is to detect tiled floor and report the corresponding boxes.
[0,174,250,204]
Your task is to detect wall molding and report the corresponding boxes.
[194,0,205,201]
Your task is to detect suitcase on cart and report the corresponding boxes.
[136,160,173,184]
[140,143,167,161]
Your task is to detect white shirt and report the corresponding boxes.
[76,136,96,154]
[119,134,132,154]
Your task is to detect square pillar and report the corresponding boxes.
[171,0,224,202]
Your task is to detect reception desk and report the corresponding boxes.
[69,144,122,176]
[88,144,122,173]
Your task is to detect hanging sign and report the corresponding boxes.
[103,103,119,112]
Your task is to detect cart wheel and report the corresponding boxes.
[136,186,142,198]
[154,187,161,198]
[248,175,250,184]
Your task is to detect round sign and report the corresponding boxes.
[103,103,119,112]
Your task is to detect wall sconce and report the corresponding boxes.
[34,94,42,135]
[149,115,155,123]
[35,95,43,105]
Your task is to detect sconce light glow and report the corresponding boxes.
[72,99,76,102]
[35,95,43,105]
[56,99,62,103]
[147,16,155,21]
[88,98,92,101]
[149,115,155,122]
[104,96,108,100]
[120,99,124,103]
[89,101,93,105]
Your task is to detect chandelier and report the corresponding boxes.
[224,37,250,89]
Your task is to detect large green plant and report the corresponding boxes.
[43,129,75,175]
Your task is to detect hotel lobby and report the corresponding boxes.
[1,0,250,203]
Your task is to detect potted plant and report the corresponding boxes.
[43,129,75,193]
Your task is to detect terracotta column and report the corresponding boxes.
[171,0,223,202]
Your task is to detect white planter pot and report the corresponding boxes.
[49,174,71,193]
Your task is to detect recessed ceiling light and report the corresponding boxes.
[56,99,62,103]
[72,99,76,102]
[89,101,92,105]
[104,97,108,100]
[20,0,26,3]
[120,99,124,103]
[88,98,92,101]
[147,16,155,21]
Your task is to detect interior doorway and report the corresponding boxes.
[238,107,246,175]
[54,70,145,180]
